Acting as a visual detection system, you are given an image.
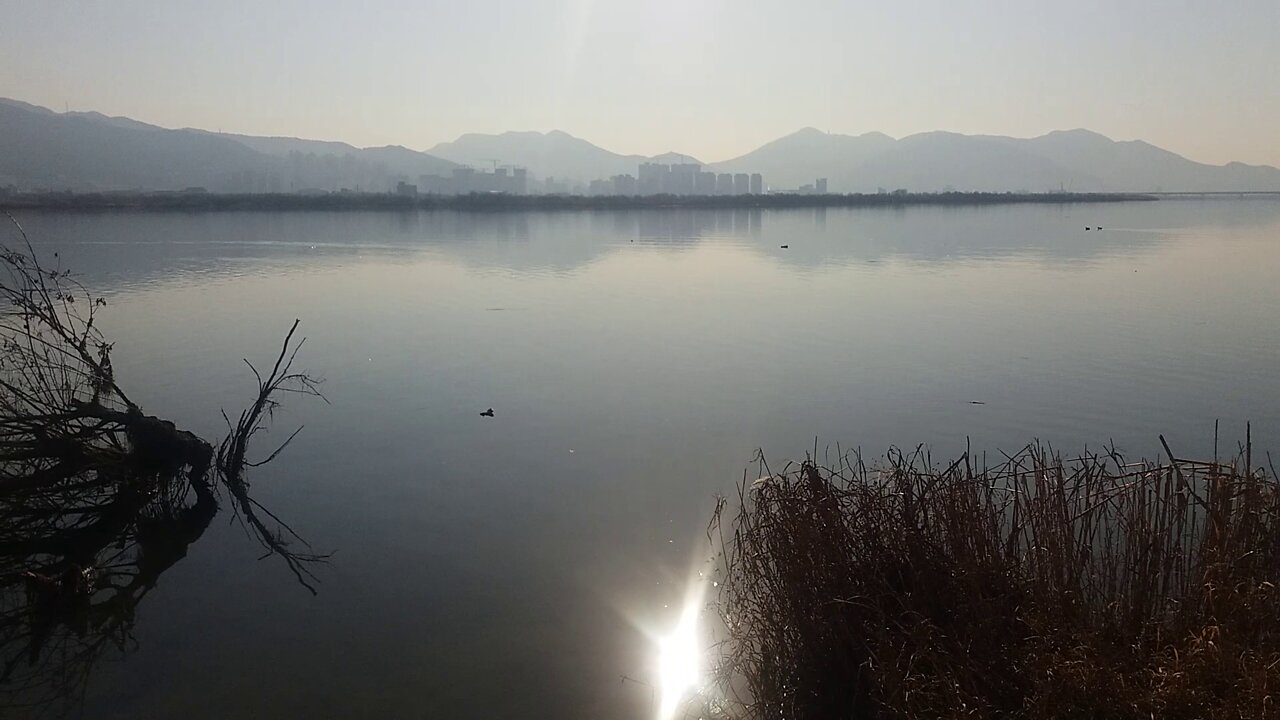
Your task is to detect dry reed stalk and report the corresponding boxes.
[709,441,1280,719]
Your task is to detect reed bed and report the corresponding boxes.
[710,436,1280,719]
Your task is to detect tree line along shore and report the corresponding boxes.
[0,190,1158,213]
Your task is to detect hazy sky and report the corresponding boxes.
[3,1,1278,165]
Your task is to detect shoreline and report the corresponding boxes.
[0,190,1160,213]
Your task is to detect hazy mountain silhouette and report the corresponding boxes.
[714,127,1280,193]
[0,98,456,193]
[850,131,1091,193]
[426,131,711,185]
[648,151,706,165]
[709,128,897,189]
[426,130,653,185]
[208,133,457,181]
[996,129,1280,193]
[3,97,1278,194]
[0,98,279,192]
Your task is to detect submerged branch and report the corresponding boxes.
[217,318,329,594]
[0,223,328,713]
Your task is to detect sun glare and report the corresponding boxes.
[655,590,705,720]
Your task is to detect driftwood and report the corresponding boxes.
[0,213,327,715]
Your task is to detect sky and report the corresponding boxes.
[2,0,1278,166]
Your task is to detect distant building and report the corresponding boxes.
[669,163,699,195]
[417,174,448,194]
[451,168,476,193]
[638,163,671,195]
[415,166,527,195]
[816,178,828,194]
[612,174,637,195]
[627,162,765,197]
[695,171,717,195]
[588,178,612,196]
[541,176,575,194]
[396,181,418,197]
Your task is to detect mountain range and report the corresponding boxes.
[714,127,1280,193]
[2,97,1278,194]
[0,98,456,194]
[425,131,704,185]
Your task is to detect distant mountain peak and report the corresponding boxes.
[0,97,56,115]
[426,128,643,182]
[906,130,966,140]
[648,151,703,165]
[1042,128,1113,142]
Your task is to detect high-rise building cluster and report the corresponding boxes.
[412,166,530,195]
[794,177,830,194]
[590,163,765,196]
[401,162,776,198]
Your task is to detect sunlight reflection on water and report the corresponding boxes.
[6,199,1280,719]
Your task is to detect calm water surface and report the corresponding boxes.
[7,200,1280,718]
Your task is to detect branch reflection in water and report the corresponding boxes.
[0,214,326,716]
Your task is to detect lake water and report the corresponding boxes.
[5,199,1280,718]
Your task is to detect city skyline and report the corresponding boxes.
[3,1,1278,167]
[5,93,1278,196]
